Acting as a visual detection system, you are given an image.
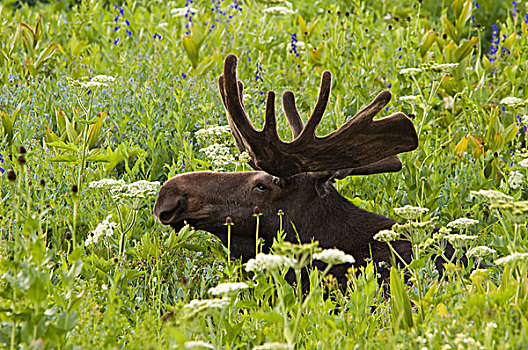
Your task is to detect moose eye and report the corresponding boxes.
[253,183,269,192]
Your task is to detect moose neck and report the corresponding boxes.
[287,183,396,259]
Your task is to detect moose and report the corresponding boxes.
[154,54,445,283]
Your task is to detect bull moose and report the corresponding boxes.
[154,54,442,282]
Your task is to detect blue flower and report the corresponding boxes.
[114,38,120,45]
[114,15,119,23]
[182,72,187,79]
[126,29,132,37]
[153,33,162,40]
[126,19,130,26]
[114,25,120,32]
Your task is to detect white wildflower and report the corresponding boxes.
[89,178,126,191]
[445,234,478,249]
[263,6,295,15]
[208,282,249,296]
[313,248,355,265]
[429,62,459,73]
[119,180,161,199]
[508,171,524,190]
[171,7,198,17]
[183,297,231,310]
[399,95,418,103]
[200,143,237,169]
[466,246,496,259]
[195,125,231,142]
[373,229,400,242]
[399,67,422,76]
[443,96,454,110]
[253,343,294,350]
[91,75,115,83]
[446,218,479,230]
[184,341,215,349]
[500,96,523,105]
[85,215,117,247]
[494,252,528,266]
[80,81,108,89]
[287,41,305,52]
[470,189,513,203]
[245,253,297,272]
[518,158,528,168]
[393,205,429,220]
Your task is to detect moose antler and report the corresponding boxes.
[218,54,418,178]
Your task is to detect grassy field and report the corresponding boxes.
[1,0,528,348]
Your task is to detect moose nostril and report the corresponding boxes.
[157,198,183,224]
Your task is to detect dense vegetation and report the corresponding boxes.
[1,0,528,348]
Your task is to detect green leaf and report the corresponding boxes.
[47,140,77,152]
[390,266,414,332]
[419,30,437,58]
[48,154,78,163]
[456,37,478,62]
[443,16,459,44]
[455,0,472,33]
[182,35,199,68]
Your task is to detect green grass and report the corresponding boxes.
[1,0,528,348]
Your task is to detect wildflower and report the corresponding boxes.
[0,153,4,174]
[92,75,115,83]
[183,297,230,310]
[253,343,294,350]
[89,178,127,191]
[245,253,297,272]
[490,201,528,223]
[7,169,16,181]
[119,180,161,199]
[398,95,418,103]
[184,341,215,349]
[263,6,295,15]
[446,218,479,230]
[373,229,400,242]
[313,248,355,265]
[85,215,117,247]
[399,67,422,76]
[153,33,162,40]
[445,234,478,249]
[518,158,528,168]
[470,189,513,203]
[393,205,429,220]
[494,252,528,266]
[508,171,524,190]
[171,7,198,17]
[208,282,249,296]
[466,246,496,259]
[79,81,108,89]
[500,96,524,105]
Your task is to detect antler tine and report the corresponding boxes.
[262,91,279,138]
[340,90,392,130]
[222,54,258,138]
[299,71,332,139]
[282,90,304,140]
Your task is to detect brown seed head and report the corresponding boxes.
[17,155,26,165]
[7,169,16,181]
[71,184,78,193]
[19,146,26,154]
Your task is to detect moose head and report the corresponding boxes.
[154,54,419,278]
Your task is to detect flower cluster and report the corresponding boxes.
[500,96,524,106]
[195,125,232,145]
[208,282,249,296]
[446,234,478,249]
[470,189,513,203]
[488,24,500,64]
[494,252,528,266]
[89,179,160,201]
[85,215,117,247]
[0,153,4,174]
[373,229,400,242]
[508,170,524,190]
[490,201,528,223]
[253,343,294,350]
[393,205,429,220]
[113,3,132,46]
[184,341,214,349]
[446,218,479,230]
[313,249,355,265]
[263,5,295,16]
[466,246,496,259]
[245,253,297,272]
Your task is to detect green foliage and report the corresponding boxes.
[1,0,528,348]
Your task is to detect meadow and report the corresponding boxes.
[1,0,528,348]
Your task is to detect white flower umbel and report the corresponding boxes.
[183,297,231,310]
[518,158,528,168]
[89,178,126,191]
[208,282,249,296]
[91,75,116,83]
[446,218,479,230]
[470,189,513,203]
[398,95,418,103]
[184,341,215,349]
[500,96,523,105]
[313,248,355,265]
[508,171,524,190]
[466,246,496,259]
[245,253,297,272]
[195,125,232,143]
[171,7,198,17]
[399,67,422,76]
[393,205,429,220]
[200,143,237,169]
[445,234,478,249]
[253,343,294,350]
[85,215,117,247]
[373,229,400,242]
[494,252,528,266]
[263,6,295,15]
[119,180,161,199]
